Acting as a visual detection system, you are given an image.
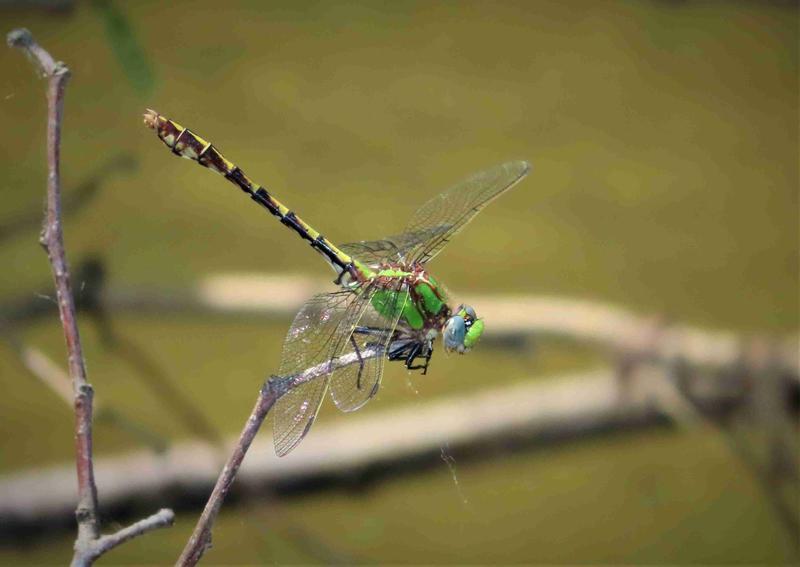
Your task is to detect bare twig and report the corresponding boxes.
[79,508,175,564]
[8,24,101,552]
[177,347,381,566]
[7,28,173,566]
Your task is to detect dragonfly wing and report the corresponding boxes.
[404,160,530,264]
[339,226,451,266]
[328,281,409,412]
[272,377,328,457]
[339,239,403,266]
[272,290,362,457]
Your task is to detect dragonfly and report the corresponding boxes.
[143,109,531,456]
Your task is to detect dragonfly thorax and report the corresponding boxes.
[366,261,486,361]
[369,261,452,334]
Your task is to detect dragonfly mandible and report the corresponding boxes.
[143,110,530,456]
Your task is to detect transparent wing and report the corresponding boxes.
[404,160,530,264]
[339,226,450,267]
[339,161,529,266]
[272,290,368,456]
[338,239,401,267]
[328,281,409,412]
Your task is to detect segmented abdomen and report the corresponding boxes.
[143,109,357,279]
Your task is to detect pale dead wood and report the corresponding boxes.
[0,368,696,527]
[107,274,800,376]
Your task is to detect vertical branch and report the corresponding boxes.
[7,25,102,545]
[7,28,173,567]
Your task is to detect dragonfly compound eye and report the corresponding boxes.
[443,315,467,353]
[463,318,484,349]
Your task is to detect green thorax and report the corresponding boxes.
[365,265,447,330]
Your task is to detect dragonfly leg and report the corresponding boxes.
[403,343,421,368]
[386,337,416,361]
[353,325,385,336]
[406,342,433,375]
[387,343,408,360]
[349,334,366,390]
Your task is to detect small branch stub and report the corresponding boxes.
[83,509,175,564]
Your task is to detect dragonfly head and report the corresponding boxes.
[443,304,484,354]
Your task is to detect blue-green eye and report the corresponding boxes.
[464,318,484,349]
[444,304,484,353]
[443,315,467,353]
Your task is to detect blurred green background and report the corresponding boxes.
[1,0,797,564]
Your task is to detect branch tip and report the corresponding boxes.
[6,27,33,48]
[8,28,68,79]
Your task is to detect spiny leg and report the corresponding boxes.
[404,343,422,369]
[354,326,429,373]
[407,342,433,375]
[384,336,420,362]
[387,341,412,361]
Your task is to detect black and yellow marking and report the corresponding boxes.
[143,110,358,279]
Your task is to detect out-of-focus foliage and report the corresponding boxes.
[91,0,155,95]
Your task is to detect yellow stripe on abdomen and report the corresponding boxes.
[143,109,357,279]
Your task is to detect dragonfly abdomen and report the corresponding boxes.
[143,110,357,279]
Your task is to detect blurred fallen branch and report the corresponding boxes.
[4,270,796,546]
[651,363,799,543]
[8,271,797,378]
[101,273,799,377]
[7,340,169,453]
[0,367,720,532]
